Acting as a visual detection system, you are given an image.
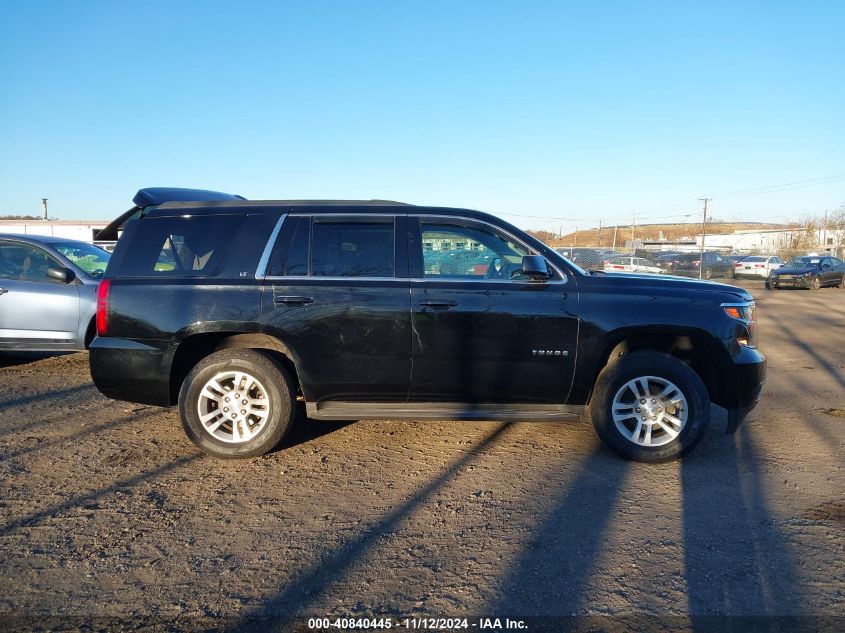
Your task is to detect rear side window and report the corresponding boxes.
[268,216,310,276]
[311,220,394,278]
[116,216,244,277]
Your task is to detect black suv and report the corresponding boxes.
[90,188,766,462]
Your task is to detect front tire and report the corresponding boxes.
[590,352,710,462]
[179,349,295,459]
[809,275,821,290]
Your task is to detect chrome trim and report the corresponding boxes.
[264,275,406,283]
[254,214,288,279]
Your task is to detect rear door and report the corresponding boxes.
[0,241,80,349]
[406,215,578,404]
[260,213,411,402]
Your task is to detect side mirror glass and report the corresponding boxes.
[47,266,75,283]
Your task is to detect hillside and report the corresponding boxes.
[535,222,789,248]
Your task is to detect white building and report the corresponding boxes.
[696,227,845,254]
[0,219,109,242]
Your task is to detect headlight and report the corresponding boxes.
[722,302,757,348]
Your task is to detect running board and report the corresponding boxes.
[306,401,584,422]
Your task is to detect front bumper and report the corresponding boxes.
[721,345,766,433]
[772,276,810,287]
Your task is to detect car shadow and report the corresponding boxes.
[0,351,74,369]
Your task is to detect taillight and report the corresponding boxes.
[734,262,742,267]
[693,260,701,266]
[96,279,111,336]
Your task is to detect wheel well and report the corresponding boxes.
[591,333,721,404]
[169,333,302,405]
[83,318,96,349]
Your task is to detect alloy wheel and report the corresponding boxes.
[196,371,271,443]
[611,376,689,447]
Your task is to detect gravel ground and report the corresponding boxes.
[0,279,843,632]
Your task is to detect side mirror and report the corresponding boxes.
[47,266,76,283]
[518,255,551,281]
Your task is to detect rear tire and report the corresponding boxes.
[703,268,713,280]
[590,352,710,462]
[179,349,295,459]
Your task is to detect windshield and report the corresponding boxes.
[50,242,111,278]
[786,257,820,267]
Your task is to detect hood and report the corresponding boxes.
[772,265,819,275]
[592,271,753,301]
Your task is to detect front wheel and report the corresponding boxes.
[590,352,710,462]
[809,275,821,290]
[179,349,295,458]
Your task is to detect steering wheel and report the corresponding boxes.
[484,257,504,279]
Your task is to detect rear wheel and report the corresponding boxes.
[590,352,710,462]
[703,268,713,280]
[179,349,295,458]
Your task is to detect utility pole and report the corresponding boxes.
[598,220,602,247]
[41,198,48,220]
[612,225,618,250]
[699,197,710,279]
[631,212,636,252]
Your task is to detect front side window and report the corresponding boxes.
[311,220,395,278]
[50,242,110,278]
[0,242,62,283]
[420,221,530,279]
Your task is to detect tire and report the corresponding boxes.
[838,274,845,289]
[703,268,713,280]
[179,349,295,459]
[809,275,821,290]
[590,351,710,462]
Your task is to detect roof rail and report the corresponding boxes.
[132,187,246,208]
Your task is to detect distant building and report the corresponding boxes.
[0,219,109,242]
[696,227,845,255]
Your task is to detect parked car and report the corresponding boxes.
[0,234,110,351]
[668,252,733,279]
[603,256,665,275]
[733,255,783,279]
[554,247,605,270]
[768,256,845,290]
[90,187,765,463]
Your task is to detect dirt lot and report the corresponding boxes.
[1,279,843,631]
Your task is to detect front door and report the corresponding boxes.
[260,213,411,402]
[407,216,578,404]
[0,241,80,349]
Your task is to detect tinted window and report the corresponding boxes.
[0,242,63,283]
[311,221,394,278]
[116,216,244,277]
[267,216,310,276]
[420,222,529,279]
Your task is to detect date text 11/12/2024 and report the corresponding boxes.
[307,617,528,630]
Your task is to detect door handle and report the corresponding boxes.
[0,287,6,295]
[273,295,314,306]
[419,299,458,309]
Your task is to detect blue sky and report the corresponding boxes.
[1,1,843,230]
